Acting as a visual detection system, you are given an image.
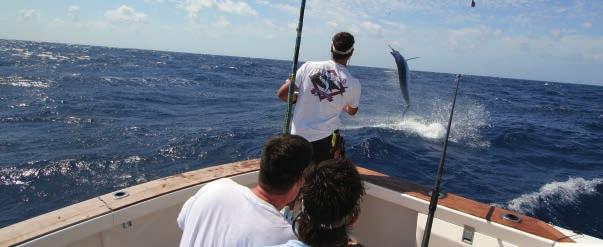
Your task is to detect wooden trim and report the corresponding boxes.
[98,159,259,211]
[358,167,574,243]
[0,198,110,247]
[0,159,574,245]
[0,159,260,246]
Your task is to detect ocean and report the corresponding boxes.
[1,39,602,238]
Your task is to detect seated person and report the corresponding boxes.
[177,134,313,247]
[270,158,366,247]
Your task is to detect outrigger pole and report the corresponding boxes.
[282,0,307,134]
[421,74,462,247]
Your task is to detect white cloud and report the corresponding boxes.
[20,9,40,20]
[520,42,530,53]
[362,21,381,32]
[258,2,297,14]
[550,29,562,39]
[185,0,257,19]
[213,16,230,28]
[447,25,503,52]
[105,5,148,24]
[68,5,80,22]
[380,20,407,33]
[327,21,337,28]
[582,22,592,29]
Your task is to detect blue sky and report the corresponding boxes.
[1,0,602,85]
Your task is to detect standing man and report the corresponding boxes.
[277,32,361,164]
[177,135,313,247]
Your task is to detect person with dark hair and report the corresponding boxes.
[177,135,313,247]
[268,158,366,247]
[277,32,361,164]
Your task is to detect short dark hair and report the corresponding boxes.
[259,135,313,195]
[331,32,355,60]
[297,159,365,247]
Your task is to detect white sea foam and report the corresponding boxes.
[10,103,29,108]
[0,167,33,186]
[101,76,123,82]
[503,177,603,214]
[123,155,143,164]
[364,116,446,140]
[346,98,490,148]
[10,48,33,59]
[40,52,70,61]
[0,76,51,88]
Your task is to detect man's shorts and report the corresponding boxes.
[310,130,345,164]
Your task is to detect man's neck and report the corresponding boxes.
[332,59,348,67]
[251,185,287,210]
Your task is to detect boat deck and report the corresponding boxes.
[0,159,586,246]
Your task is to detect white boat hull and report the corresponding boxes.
[1,160,600,247]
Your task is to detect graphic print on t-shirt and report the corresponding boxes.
[309,70,347,102]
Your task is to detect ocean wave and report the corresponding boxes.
[0,160,80,186]
[9,48,33,59]
[66,116,93,125]
[9,103,29,108]
[158,133,229,160]
[0,76,51,88]
[0,116,57,123]
[123,155,144,164]
[502,177,603,215]
[0,157,147,187]
[36,52,69,61]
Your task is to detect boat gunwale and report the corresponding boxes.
[0,159,259,246]
[0,159,574,246]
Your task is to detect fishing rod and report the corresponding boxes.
[420,74,462,247]
[282,0,306,134]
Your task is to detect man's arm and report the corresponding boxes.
[277,80,298,102]
[343,78,361,116]
[343,104,358,116]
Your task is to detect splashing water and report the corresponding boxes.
[347,97,490,148]
[504,177,603,214]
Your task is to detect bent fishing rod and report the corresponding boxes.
[282,0,306,134]
[420,74,462,247]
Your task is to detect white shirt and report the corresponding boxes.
[292,60,361,142]
[177,178,296,247]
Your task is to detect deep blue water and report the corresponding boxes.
[1,39,602,238]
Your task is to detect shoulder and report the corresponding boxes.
[201,178,242,194]
[346,76,361,87]
[207,177,238,187]
[303,60,331,68]
[266,240,310,247]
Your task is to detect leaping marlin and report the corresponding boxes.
[389,45,418,117]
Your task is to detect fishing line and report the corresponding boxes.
[421,3,475,244]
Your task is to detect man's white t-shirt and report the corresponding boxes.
[292,60,361,142]
[177,178,296,247]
